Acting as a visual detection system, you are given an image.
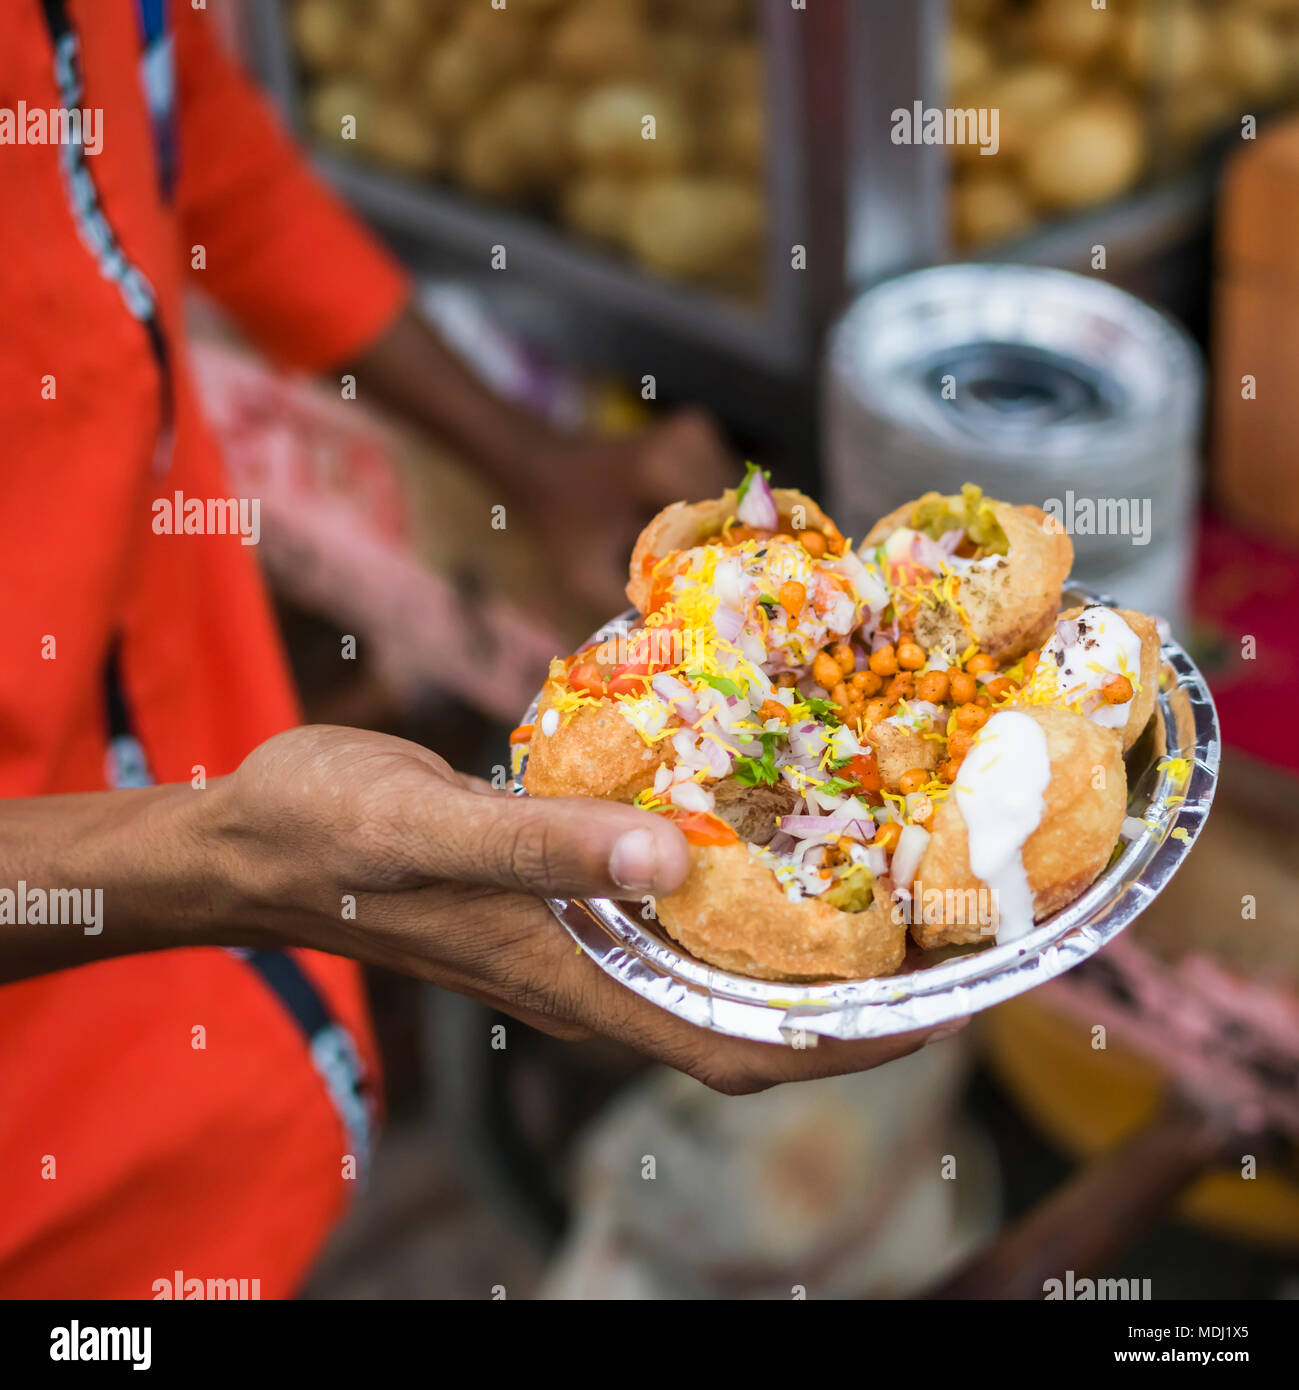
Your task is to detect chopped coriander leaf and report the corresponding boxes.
[733,754,779,787]
[731,730,783,786]
[815,777,857,796]
[802,695,842,725]
[686,671,741,697]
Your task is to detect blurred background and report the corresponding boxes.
[199,0,1299,1298]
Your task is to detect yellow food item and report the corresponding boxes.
[655,31,711,99]
[455,80,572,198]
[417,35,508,127]
[1212,13,1291,102]
[305,79,375,152]
[1023,97,1146,211]
[910,485,1009,555]
[657,846,905,981]
[864,493,1073,664]
[523,692,667,803]
[716,40,763,101]
[548,4,651,83]
[571,84,692,175]
[624,177,763,281]
[969,63,1079,163]
[1118,7,1209,85]
[912,706,1126,950]
[1162,81,1237,149]
[560,174,634,244]
[363,100,441,176]
[353,28,413,87]
[656,0,747,35]
[714,101,764,179]
[820,863,876,913]
[947,26,993,98]
[293,0,353,74]
[1027,0,1117,66]
[953,171,1036,247]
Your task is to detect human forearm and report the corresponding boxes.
[346,301,561,495]
[0,726,959,1086]
[0,782,254,983]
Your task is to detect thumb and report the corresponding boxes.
[429,788,693,901]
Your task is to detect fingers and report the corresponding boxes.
[458,893,971,1095]
[420,787,692,901]
[637,410,737,505]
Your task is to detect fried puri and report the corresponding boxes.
[864,494,1073,663]
[626,486,837,613]
[1056,604,1160,752]
[868,719,942,791]
[522,689,666,801]
[910,705,1125,950]
[655,842,906,980]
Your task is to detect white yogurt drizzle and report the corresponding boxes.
[1039,605,1141,731]
[953,710,1051,945]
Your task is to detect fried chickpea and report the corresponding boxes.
[885,673,916,702]
[868,644,898,677]
[1102,673,1134,705]
[799,529,827,559]
[916,669,950,704]
[871,821,902,852]
[936,759,959,784]
[947,731,976,760]
[830,680,853,710]
[974,693,991,709]
[831,641,856,677]
[778,580,806,618]
[966,653,997,676]
[862,697,893,727]
[949,671,977,704]
[775,671,798,688]
[955,703,989,731]
[908,793,934,826]
[759,699,790,724]
[812,650,842,690]
[851,669,883,696]
[898,767,929,795]
[985,676,1016,701]
[896,640,925,671]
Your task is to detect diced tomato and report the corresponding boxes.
[568,661,607,697]
[660,806,738,846]
[843,752,883,795]
[508,724,534,745]
[886,561,934,587]
[607,661,651,696]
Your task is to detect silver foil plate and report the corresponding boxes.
[512,587,1220,1043]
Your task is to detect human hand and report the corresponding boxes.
[520,408,737,619]
[210,725,962,1093]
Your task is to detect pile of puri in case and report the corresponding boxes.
[513,469,1161,983]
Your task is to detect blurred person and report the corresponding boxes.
[0,3,956,1299]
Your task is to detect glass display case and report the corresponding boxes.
[237,0,1299,449]
[947,0,1299,251]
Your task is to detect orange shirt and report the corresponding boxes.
[0,1,409,1296]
